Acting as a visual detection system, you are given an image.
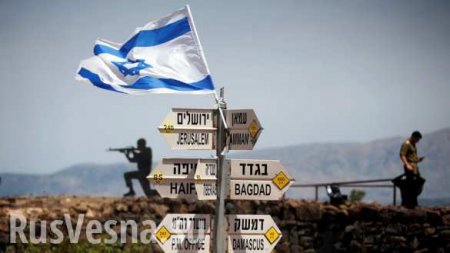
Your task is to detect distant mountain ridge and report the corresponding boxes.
[1,128,449,204]
[233,127,450,202]
[0,163,137,197]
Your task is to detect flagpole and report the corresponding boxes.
[185,4,211,75]
[213,87,228,253]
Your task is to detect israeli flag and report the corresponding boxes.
[76,5,215,94]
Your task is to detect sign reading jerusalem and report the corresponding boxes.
[228,159,294,200]
[159,108,217,150]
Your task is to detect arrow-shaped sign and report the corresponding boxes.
[228,159,294,200]
[154,214,211,253]
[159,108,217,150]
[148,158,217,200]
[227,215,282,253]
[226,109,263,150]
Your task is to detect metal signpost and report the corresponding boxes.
[152,88,293,253]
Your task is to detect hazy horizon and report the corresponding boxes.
[1,0,450,174]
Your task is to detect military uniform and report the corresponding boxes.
[398,139,425,208]
[400,139,420,175]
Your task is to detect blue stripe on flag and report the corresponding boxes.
[78,68,214,93]
[94,44,126,58]
[94,17,191,58]
[78,68,125,93]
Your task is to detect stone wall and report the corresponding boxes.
[1,196,449,252]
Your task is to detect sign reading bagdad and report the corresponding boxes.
[229,159,294,200]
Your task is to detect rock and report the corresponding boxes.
[286,199,302,209]
[389,236,407,244]
[290,244,303,253]
[115,203,128,213]
[149,204,169,218]
[350,240,362,251]
[0,222,8,233]
[276,241,290,253]
[25,207,44,218]
[345,225,355,233]
[131,205,141,214]
[442,214,450,225]
[289,228,300,245]
[86,208,97,218]
[300,236,314,248]
[102,206,114,217]
[440,230,450,240]
[361,204,381,221]
[282,206,296,221]
[296,203,321,221]
[138,201,149,211]
[0,199,12,207]
[363,235,375,245]
[152,242,165,253]
[425,210,442,224]
[235,200,255,214]
[195,201,215,213]
[73,204,88,214]
[425,227,436,236]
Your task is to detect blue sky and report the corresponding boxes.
[1,0,449,174]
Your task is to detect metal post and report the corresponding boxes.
[213,87,227,253]
[315,186,319,201]
[393,185,397,206]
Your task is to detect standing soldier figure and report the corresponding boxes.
[398,131,425,208]
[123,138,154,197]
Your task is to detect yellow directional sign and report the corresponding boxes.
[248,119,261,139]
[272,171,290,190]
[265,226,281,244]
[154,213,212,253]
[147,158,217,200]
[227,215,282,253]
[228,159,295,200]
[226,109,263,150]
[158,108,217,150]
[155,226,171,244]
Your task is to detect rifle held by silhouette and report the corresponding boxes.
[107,146,136,153]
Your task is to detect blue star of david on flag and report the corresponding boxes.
[112,59,151,77]
[75,5,215,94]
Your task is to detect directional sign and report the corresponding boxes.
[194,159,218,200]
[226,109,263,150]
[227,215,282,253]
[228,159,294,200]
[148,158,217,200]
[159,108,217,150]
[160,108,216,129]
[154,214,211,253]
